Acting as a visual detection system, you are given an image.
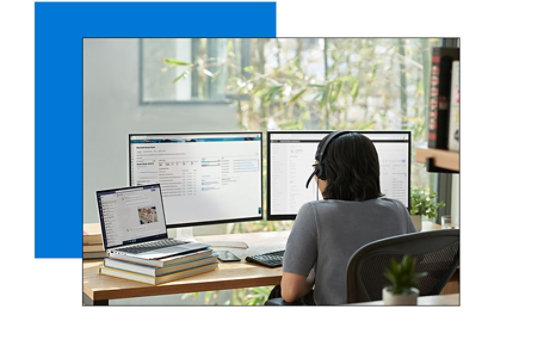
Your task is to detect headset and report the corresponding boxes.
[305,130,356,188]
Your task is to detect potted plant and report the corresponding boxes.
[409,188,446,231]
[383,255,427,305]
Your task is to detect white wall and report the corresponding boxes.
[83,39,238,224]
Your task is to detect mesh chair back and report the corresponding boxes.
[346,229,459,303]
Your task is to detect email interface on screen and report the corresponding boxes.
[97,185,166,249]
[130,133,263,227]
[268,132,410,218]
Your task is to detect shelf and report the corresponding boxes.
[416,147,459,172]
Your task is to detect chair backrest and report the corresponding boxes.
[346,229,459,303]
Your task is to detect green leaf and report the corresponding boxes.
[330,80,343,104]
[162,58,190,66]
[171,71,188,84]
[320,85,330,106]
[351,80,360,103]
[384,255,426,294]
[289,88,307,104]
[370,63,378,82]
[410,188,446,219]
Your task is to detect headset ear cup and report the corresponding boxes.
[310,130,352,186]
[316,164,325,180]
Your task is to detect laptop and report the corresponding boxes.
[97,184,208,259]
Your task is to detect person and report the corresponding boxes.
[280,131,417,305]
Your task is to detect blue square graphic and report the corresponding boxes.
[35,2,276,258]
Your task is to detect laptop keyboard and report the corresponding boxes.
[114,239,188,254]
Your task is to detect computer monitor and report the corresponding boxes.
[267,131,411,220]
[129,132,263,227]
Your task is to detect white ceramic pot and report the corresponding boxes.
[382,287,419,305]
[411,215,422,231]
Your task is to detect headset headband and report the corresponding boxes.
[305,130,355,188]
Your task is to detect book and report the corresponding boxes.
[104,255,218,276]
[83,230,103,245]
[448,61,460,151]
[99,262,218,285]
[83,251,107,259]
[428,47,460,149]
[83,244,105,253]
[107,248,214,268]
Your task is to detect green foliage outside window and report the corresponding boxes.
[163,38,439,137]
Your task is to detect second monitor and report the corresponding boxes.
[267,131,411,220]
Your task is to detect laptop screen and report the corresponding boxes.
[97,184,167,250]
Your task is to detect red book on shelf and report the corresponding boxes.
[448,61,460,151]
[428,47,459,149]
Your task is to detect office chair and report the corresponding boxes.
[264,285,315,306]
[346,229,459,303]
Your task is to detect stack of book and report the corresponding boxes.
[83,229,106,259]
[99,248,218,285]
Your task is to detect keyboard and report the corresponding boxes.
[113,239,187,255]
[246,250,285,268]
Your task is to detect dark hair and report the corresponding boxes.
[318,133,383,201]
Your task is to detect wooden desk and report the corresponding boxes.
[83,231,289,305]
[83,221,446,305]
[355,293,459,306]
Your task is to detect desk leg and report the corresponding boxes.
[83,293,109,306]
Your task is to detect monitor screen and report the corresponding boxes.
[129,133,263,227]
[267,131,411,220]
[97,184,167,250]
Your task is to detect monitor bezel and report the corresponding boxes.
[96,183,168,250]
[266,130,412,221]
[128,132,264,228]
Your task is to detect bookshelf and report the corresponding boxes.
[416,147,459,172]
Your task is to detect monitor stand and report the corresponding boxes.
[201,240,249,249]
[170,227,249,249]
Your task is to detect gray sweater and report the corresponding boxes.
[282,197,417,305]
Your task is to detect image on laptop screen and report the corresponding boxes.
[267,131,411,220]
[97,184,167,250]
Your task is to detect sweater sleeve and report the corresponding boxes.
[282,202,318,276]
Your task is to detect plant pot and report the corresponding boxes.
[382,287,419,305]
[411,215,422,231]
